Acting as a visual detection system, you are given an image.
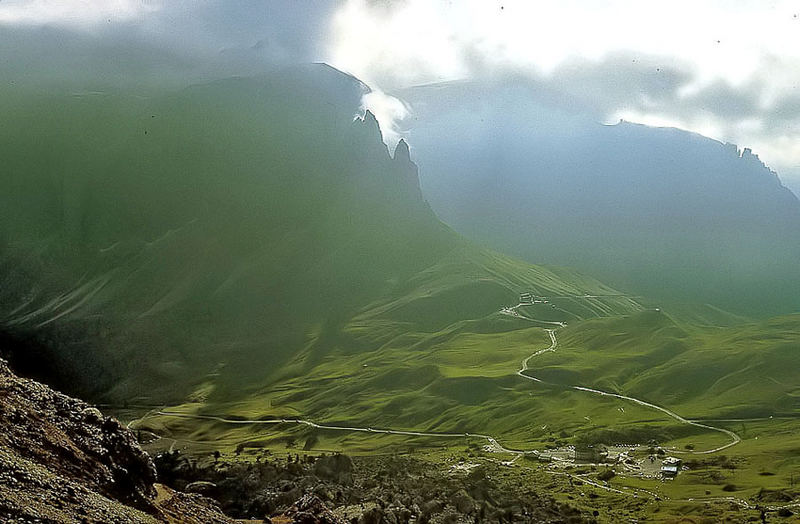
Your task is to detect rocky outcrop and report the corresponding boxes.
[392,138,412,165]
[0,358,232,523]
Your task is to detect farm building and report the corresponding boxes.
[660,457,682,478]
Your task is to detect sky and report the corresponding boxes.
[1,0,800,191]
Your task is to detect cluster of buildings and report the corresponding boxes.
[572,444,684,480]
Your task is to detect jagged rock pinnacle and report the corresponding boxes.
[393,138,411,163]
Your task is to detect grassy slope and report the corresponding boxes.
[143,248,652,449]
[544,311,800,419]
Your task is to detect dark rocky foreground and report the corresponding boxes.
[155,450,591,523]
[0,357,233,523]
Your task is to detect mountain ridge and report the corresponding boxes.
[397,81,800,315]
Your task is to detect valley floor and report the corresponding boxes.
[125,299,800,522]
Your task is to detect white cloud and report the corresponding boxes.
[328,0,800,88]
[4,0,800,188]
[326,0,800,185]
[360,89,409,148]
[0,0,160,28]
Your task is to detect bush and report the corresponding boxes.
[597,469,616,482]
[722,484,737,492]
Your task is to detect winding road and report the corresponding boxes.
[142,298,740,464]
[508,303,741,454]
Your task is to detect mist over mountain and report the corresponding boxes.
[0,63,636,409]
[0,64,455,400]
[400,80,800,315]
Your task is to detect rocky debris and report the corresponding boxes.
[277,494,343,523]
[756,488,796,503]
[0,358,156,509]
[449,489,475,514]
[0,358,233,523]
[155,451,593,523]
[152,484,232,524]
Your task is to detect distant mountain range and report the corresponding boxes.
[400,80,800,316]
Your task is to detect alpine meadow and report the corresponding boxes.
[0,2,799,523]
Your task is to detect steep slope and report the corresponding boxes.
[0,357,231,523]
[0,65,638,407]
[399,80,800,316]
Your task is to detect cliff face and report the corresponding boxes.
[0,357,232,523]
[392,138,425,203]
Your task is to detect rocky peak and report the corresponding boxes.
[741,146,766,168]
[393,138,412,164]
[359,109,383,138]
[351,109,392,162]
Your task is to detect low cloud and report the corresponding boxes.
[327,0,800,187]
[0,1,338,86]
[0,0,158,27]
[361,90,410,148]
[2,0,800,188]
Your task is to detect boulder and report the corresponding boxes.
[313,454,354,485]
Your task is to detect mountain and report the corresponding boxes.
[0,65,638,406]
[398,80,800,316]
[4,63,799,522]
[0,64,453,400]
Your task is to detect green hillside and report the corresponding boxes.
[135,247,648,448]
[535,311,800,419]
[0,66,455,399]
[143,301,800,451]
[0,65,638,406]
[132,297,800,518]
